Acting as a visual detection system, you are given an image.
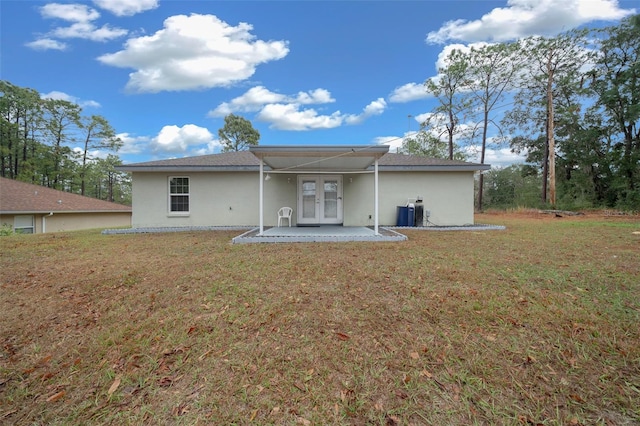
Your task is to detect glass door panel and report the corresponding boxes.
[301,180,317,219]
[323,180,338,219]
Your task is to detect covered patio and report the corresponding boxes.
[250,145,389,235]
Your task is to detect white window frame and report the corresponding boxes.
[168,176,190,216]
[14,215,35,234]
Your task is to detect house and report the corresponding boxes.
[0,177,132,234]
[117,145,490,233]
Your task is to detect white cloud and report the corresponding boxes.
[72,146,110,160]
[257,104,344,131]
[117,133,149,155]
[388,82,430,103]
[467,146,526,168]
[208,86,334,117]
[426,0,635,44]
[211,86,383,130]
[82,100,101,108]
[93,0,159,17]
[51,22,128,41]
[193,140,222,156]
[151,124,220,153]
[98,14,289,93]
[40,91,101,108]
[374,136,405,153]
[345,98,387,125]
[30,2,128,47]
[25,38,68,51]
[40,3,100,22]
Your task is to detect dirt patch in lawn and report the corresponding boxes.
[1,213,639,424]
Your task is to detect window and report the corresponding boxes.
[169,177,189,213]
[14,215,35,234]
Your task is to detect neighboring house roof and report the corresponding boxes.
[0,177,132,214]
[117,148,490,173]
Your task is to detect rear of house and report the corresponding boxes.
[118,146,489,229]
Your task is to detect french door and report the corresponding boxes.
[297,175,343,225]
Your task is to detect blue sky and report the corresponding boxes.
[1,0,636,166]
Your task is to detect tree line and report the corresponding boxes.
[0,81,131,204]
[402,15,639,211]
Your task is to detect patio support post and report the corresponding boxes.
[259,158,264,235]
[374,158,379,235]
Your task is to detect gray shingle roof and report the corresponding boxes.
[0,177,132,213]
[118,150,489,171]
[123,151,260,168]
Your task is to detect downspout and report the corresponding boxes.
[259,158,264,236]
[42,212,53,234]
[374,158,379,235]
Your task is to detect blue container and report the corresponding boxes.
[397,205,416,226]
[396,206,409,226]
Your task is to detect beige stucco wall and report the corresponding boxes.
[131,170,476,228]
[1,212,131,234]
[343,171,475,226]
[131,172,296,228]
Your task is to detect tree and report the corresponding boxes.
[483,164,541,208]
[504,31,591,206]
[84,154,131,204]
[218,114,260,152]
[401,129,468,160]
[424,49,473,160]
[78,115,122,195]
[1,81,128,204]
[588,15,640,209]
[464,42,520,210]
[40,98,81,189]
[0,81,42,180]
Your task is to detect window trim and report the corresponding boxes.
[168,176,190,216]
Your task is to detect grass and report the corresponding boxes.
[1,212,639,425]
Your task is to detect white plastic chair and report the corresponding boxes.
[277,207,293,227]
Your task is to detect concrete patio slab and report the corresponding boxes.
[231,226,407,244]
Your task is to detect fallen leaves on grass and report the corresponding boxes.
[2,215,639,424]
[46,390,65,402]
[107,375,121,396]
[335,332,350,341]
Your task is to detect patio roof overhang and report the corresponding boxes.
[251,145,389,237]
[249,145,389,172]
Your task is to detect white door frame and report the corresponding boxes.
[297,175,343,225]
